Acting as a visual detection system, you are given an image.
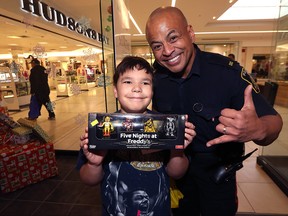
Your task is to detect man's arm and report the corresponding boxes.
[207,85,283,147]
[252,113,282,146]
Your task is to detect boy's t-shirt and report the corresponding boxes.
[77,149,171,216]
[101,150,171,216]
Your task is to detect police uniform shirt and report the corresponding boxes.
[152,44,277,154]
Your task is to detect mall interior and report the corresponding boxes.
[0,0,288,215]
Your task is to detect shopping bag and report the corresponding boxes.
[170,178,184,209]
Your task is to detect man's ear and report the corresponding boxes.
[187,25,195,43]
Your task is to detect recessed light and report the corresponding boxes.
[7,36,21,39]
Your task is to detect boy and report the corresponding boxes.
[77,56,195,216]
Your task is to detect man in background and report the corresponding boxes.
[228,53,236,61]
[28,58,55,120]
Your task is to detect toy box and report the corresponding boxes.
[88,113,186,150]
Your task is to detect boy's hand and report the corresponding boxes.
[184,115,196,149]
[80,127,107,166]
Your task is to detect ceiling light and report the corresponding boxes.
[195,30,288,35]
[218,0,281,20]
[171,0,176,7]
[128,11,142,34]
[7,36,21,39]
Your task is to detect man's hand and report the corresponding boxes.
[207,85,260,146]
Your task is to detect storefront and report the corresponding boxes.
[0,0,116,112]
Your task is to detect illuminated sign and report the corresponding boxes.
[20,0,109,44]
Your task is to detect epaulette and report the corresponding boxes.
[205,52,242,71]
[205,52,260,93]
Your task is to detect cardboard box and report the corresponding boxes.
[88,113,186,150]
[17,118,51,143]
[0,141,58,193]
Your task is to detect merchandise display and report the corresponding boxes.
[88,112,186,150]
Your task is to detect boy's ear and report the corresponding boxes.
[113,86,118,98]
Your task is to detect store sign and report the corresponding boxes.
[20,0,109,44]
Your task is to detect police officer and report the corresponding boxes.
[145,6,283,216]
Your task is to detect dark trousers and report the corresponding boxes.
[28,95,55,119]
[173,153,238,216]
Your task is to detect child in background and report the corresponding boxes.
[77,56,196,216]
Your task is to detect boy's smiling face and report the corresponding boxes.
[113,68,153,114]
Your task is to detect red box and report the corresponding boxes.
[0,106,9,116]
[0,140,58,193]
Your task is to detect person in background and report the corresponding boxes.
[228,53,236,61]
[145,6,283,216]
[77,56,196,216]
[28,58,55,120]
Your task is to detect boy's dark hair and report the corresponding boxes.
[113,56,154,86]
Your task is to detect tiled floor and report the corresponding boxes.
[0,152,102,216]
[1,86,288,216]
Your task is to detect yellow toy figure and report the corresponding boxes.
[102,116,114,137]
[144,118,156,133]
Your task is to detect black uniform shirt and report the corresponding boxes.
[152,44,277,156]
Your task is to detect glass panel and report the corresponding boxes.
[261,0,288,157]
[99,0,117,113]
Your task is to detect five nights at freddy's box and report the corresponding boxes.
[88,113,186,150]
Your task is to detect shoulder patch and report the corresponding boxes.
[241,68,260,93]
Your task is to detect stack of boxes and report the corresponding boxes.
[0,111,58,193]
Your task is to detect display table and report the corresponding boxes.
[77,75,89,91]
[0,67,30,111]
[274,81,288,107]
[56,76,73,97]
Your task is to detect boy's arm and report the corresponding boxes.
[166,150,189,179]
[80,159,105,185]
[79,127,107,185]
[166,120,196,179]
